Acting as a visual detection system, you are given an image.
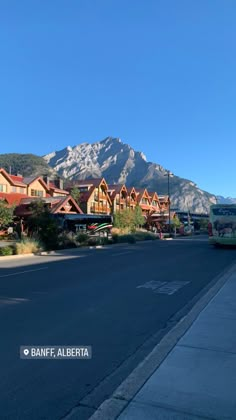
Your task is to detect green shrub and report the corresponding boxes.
[57,232,77,249]
[76,233,89,244]
[99,237,110,245]
[127,235,136,244]
[112,233,119,243]
[15,239,41,255]
[87,237,99,246]
[134,232,157,241]
[118,234,136,244]
[0,246,14,256]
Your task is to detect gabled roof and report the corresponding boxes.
[108,184,127,200]
[0,192,29,205]
[136,188,151,204]
[70,178,107,188]
[50,195,83,214]
[159,195,169,202]
[78,180,112,205]
[149,191,158,199]
[149,192,160,205]
[79,187,96,203]
[23,176,49,191]
[9,175,26,187]
[15,195,83,216]
[48,182,69,195]
[126,186,138,196]
[10,175,23,182]
[0,168,27,187]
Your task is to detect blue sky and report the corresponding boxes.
[0,0,235,197]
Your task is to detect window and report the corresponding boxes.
[0,184,7,192]
[31,189,43,197]
[12,186,17,192]
[19,188,25,194]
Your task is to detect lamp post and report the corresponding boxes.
[164,170,172,235]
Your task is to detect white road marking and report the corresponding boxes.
[137,280,165,290]
[137,280,190,295]
[0,267,48,278]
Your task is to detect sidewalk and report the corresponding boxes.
[117,267,236,419]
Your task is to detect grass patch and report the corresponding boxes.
[0,246,14,256]
[14,239,41,255]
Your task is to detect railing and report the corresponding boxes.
[90,204,110,214]
[116,199,127,205]
[160,205,169,212]
[94,193,107,200]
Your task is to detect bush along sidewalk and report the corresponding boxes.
[0,239,42,257]
[0,230,159,257]
[0,246,14,256]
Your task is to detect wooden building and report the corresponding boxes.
[68,178,112,215]
[108,184,128,213]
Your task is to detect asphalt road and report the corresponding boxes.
[0,237,236,420]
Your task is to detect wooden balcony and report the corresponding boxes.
[90,204,110,214]
[116,198,127,205]
[94,193,107,201]
[160,205,169,212]
[127,198,137,205]
[115,205,127,212]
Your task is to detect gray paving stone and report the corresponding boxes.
[178,315,236,353]
[203,297,236,320]
[133,345,236,420]
[118,401,208,419]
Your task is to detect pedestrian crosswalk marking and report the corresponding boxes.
[137,280,190,295]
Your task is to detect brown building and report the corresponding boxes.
[69,178,112,214]
[149,191,161,213]
[108,184,128,213]
[135,188,153,216]
[126,187,138,211]
[14,195,83,218]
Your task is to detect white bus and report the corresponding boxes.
[208,204,236,246]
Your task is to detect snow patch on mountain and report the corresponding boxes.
[44,137,217,212]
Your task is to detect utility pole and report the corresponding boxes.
[164,170,172,235]
[167,171,171,235]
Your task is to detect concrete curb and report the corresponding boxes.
[0,238,159,261]
[0,253,36,261]
[88,262,236,420]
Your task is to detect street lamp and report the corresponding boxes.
[164,170,173,235]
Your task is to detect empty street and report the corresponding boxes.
[1,238,236,420]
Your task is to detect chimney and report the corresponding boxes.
[54,177,64,190]
[43,175,50,186]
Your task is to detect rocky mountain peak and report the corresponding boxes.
[44,137,217,213]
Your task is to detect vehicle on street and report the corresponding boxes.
[208,204,236,246]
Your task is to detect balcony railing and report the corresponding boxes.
[94,193,107,201]
[90,204,110,214]
[127,198,136,204]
